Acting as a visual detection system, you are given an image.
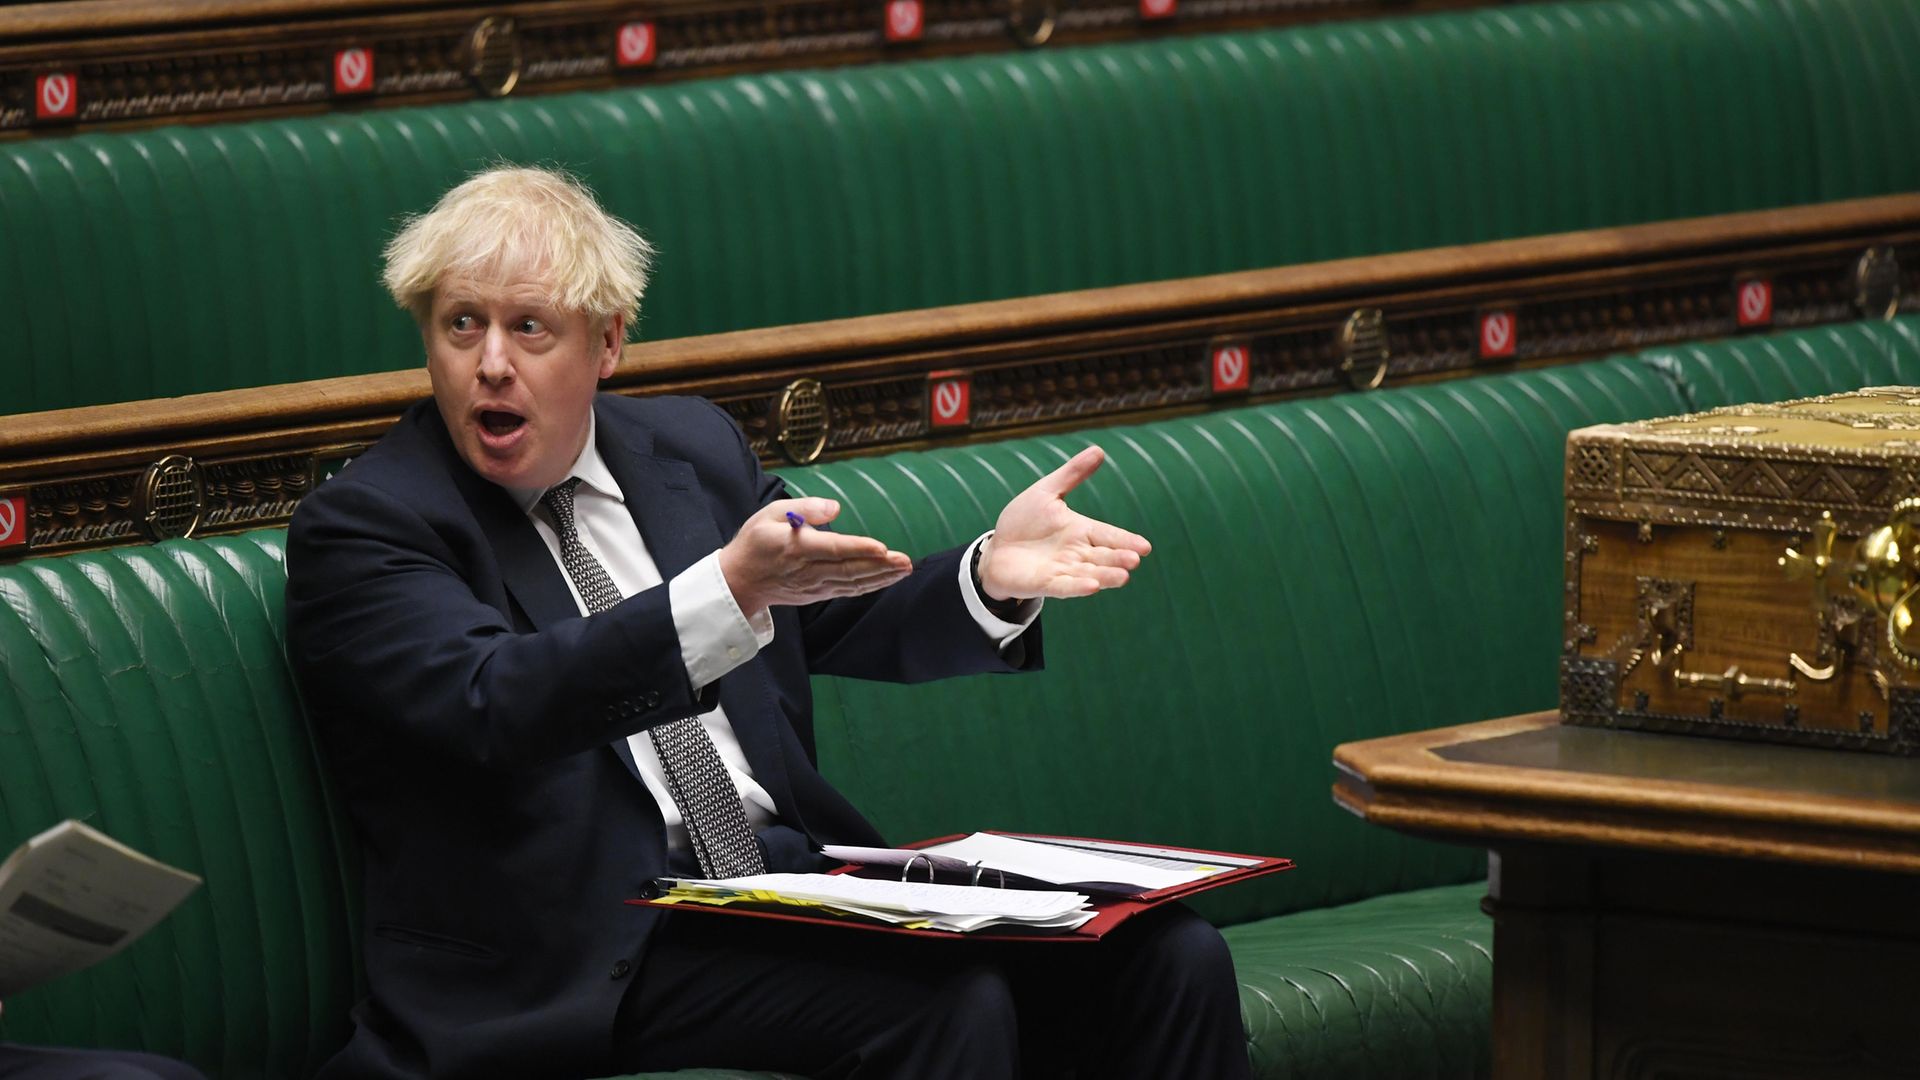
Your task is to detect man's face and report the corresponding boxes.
[424,276,623,491]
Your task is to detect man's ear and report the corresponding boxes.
[597,312,626,380]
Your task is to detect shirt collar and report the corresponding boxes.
[504,409,626,515]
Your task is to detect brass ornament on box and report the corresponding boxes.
[1563,387,1920,753]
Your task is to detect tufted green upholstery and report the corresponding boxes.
[6,0,1920,413]
[10,318,1920,1076]
[0,534,359,1078]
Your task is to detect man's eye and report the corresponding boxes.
[515,318,545,335]
[450,315,476,333]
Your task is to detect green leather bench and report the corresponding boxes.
[4,316,1917,1078]
[5,0,1918,414]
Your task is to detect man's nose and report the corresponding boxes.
[477,326,514,384]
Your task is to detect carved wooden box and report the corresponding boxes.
[1563,387,1920,754]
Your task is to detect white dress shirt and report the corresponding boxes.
[507,413,1038,851]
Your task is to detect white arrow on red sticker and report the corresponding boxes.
[1211,343,1250,394]
[35,73,76,120]
[334,48,374,95]
[1736,278,1773,328]
[1479,311,1516,359]
[0,495,26,548]
[929,376,970,428]
[616,22,657,67]
[885,0,924,42]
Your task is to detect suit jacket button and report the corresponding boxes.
[610,959,632,979]
[643,691,661,708]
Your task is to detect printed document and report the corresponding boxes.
[0,820,202,998]
[662,873,1096,933]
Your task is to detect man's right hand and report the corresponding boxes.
[718,499,912,615]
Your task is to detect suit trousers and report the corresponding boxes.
[0,1045,207,1080]
[612,901,1254,1079]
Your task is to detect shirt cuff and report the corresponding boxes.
[958,532,1041,651]
[670,550,774,692]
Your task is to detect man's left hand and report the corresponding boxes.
[979,445,1151,601]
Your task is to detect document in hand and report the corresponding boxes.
[654,874,1097,934]
[0,820,203,998]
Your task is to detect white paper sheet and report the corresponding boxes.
[683,873,1089,919]
[917,833,1224,892]
[0,821,202,998]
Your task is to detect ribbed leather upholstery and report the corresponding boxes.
[6,0,1920,412]
[14,318,1920,1076]
[0,534,359,1078]
[1636,315,1920,411]
[785,353,1684,926]
[1224,882,1493,1080]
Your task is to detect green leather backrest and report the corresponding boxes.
[1637,316,1920,410]
[784,354,1688,923]
[0,534,358,1076]
[6,0,1919,413]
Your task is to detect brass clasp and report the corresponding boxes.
[1671,662,1796,700]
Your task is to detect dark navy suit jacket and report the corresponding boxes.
[285,393,1038,1079]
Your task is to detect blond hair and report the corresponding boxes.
[382,166,655,329]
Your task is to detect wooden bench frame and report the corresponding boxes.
[2,0,1491,137]
[0,193,1914,561]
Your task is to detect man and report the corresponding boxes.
[286,167,1251,1079]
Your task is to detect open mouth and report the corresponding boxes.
[479,410,526,437]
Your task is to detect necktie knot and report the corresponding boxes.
[540,477,583,538]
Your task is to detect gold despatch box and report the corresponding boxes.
[1563,387,1920,754]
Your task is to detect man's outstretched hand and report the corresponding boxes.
[720,499,913,615]
[978,446,1151,601]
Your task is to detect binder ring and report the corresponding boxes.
[900,854,937,882]
[969,862,1005,888]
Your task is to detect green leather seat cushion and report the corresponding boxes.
[1227,882,1492,1080]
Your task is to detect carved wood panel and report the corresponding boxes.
[0,0,1488,135]
[0,197,1914,559]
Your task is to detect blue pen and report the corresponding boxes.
[785,511,806,530]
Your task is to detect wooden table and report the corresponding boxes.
[1334,711,1920,1080]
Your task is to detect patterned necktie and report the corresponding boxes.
[540,478,767,879]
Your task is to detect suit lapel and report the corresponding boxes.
[435,412,580,631]
[595,399,801,823]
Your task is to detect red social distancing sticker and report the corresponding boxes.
[885,0,924,41]
[616,22,657,67]
[35,73,77,120]
[1479,310,1516,360]
[1211,343,1250,394]
[1140,0,1178,19]
[1736,278,1773,328]
[334,48,374,95]
[930,376,971,428]
[0,495,27,548]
